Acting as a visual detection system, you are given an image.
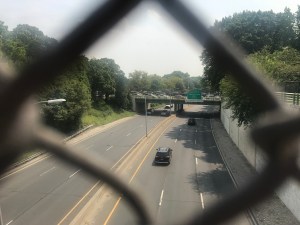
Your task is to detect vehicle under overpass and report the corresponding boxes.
[132,96,221,114]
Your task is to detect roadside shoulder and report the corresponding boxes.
[211,118,300,225]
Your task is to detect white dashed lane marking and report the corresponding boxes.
[106,145,113,151]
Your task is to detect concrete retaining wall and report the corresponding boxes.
[220,103,300,221]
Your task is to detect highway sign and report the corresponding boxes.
[187,89,201,100]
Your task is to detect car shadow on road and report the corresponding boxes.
[151,161,170,166]
[165,116,224,164]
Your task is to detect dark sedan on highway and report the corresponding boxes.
[154,147,172,164]
[188,118,196,125]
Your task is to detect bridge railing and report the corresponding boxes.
[275,92,300,106]
[134,95,222,102]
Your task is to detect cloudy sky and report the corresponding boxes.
[0,0,299,77]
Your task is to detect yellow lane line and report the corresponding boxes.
[103,197,122,225]
[57,117,172,224]
[57,181,100,225]
[103,117,176,225]
[59,116,175,224]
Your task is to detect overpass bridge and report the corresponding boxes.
[132,96,221,113]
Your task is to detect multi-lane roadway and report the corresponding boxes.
[0,115,165,225]
[99,105,251,225]
[0,105,251,225]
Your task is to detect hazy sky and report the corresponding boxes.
[0,0,299,77]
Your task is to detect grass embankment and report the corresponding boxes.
[11,103,135,167]
[82,102,135,127]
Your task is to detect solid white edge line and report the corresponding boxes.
[200,193,205,209]
[196,158,198,165]
[0,155,50,181]
[159,189,164,206]
[175,139,177,143]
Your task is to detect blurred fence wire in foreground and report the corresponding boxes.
[0,0,299,224]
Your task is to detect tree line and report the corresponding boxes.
[201,6,300,126]
[0,22,201,132]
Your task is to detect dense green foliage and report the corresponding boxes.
[221,47,300,126]
[0,20,202,133]
[82,102,134,127]
[0,22,132,133]
[1,24,57,68]
[201,7,300,93]
[249,48,300,86]
[220,76,263,126]
[39,57,92,132]
[128,70,201,94]
[205,6,300,126]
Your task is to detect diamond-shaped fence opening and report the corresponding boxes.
[0,0,299,225]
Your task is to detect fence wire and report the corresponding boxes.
[0,0,299,225]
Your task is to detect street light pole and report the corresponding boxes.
[170,95,172,115]
[145,96,148,137]
[35,98,66,104]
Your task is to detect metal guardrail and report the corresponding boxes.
[275,92,300,106]
[0,0,299,225]
[134,96,221,103]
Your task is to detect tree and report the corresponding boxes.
[12,25,56,61]
[250,47,300,89]
[190,77,201,90]
[293,6,300,50]
[147,74,164,92]
[0,21,134,131]
[87,58,118,102]
[2,39,27,66]
[39,57,91,133]
[220,76,263,126]
[163,71,191,93]
[175,79,185,92]
[163,71,190,79]
[0,21,8,50]
[221,47,300,127]
[202,8,297,92]
[114,71,130,109]
[128,70,150,91]
[199,77,211,93]
[200,50,224,92]
[1,23,57,68]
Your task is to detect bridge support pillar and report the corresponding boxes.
[131,96,136,111]
[135,101,151,114]
[174,103,183,112]
[174,104,178,111]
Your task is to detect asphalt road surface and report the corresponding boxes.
[0,115,165,225]
[93,105,251,225]
[0,105,251,225]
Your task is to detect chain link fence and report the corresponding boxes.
[0,0,299,224]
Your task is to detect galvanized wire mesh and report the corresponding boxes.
[0,0,299,224]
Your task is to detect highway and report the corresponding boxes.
[0,115,165,225]
[87,105,251,225]
[0,105,251,225]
